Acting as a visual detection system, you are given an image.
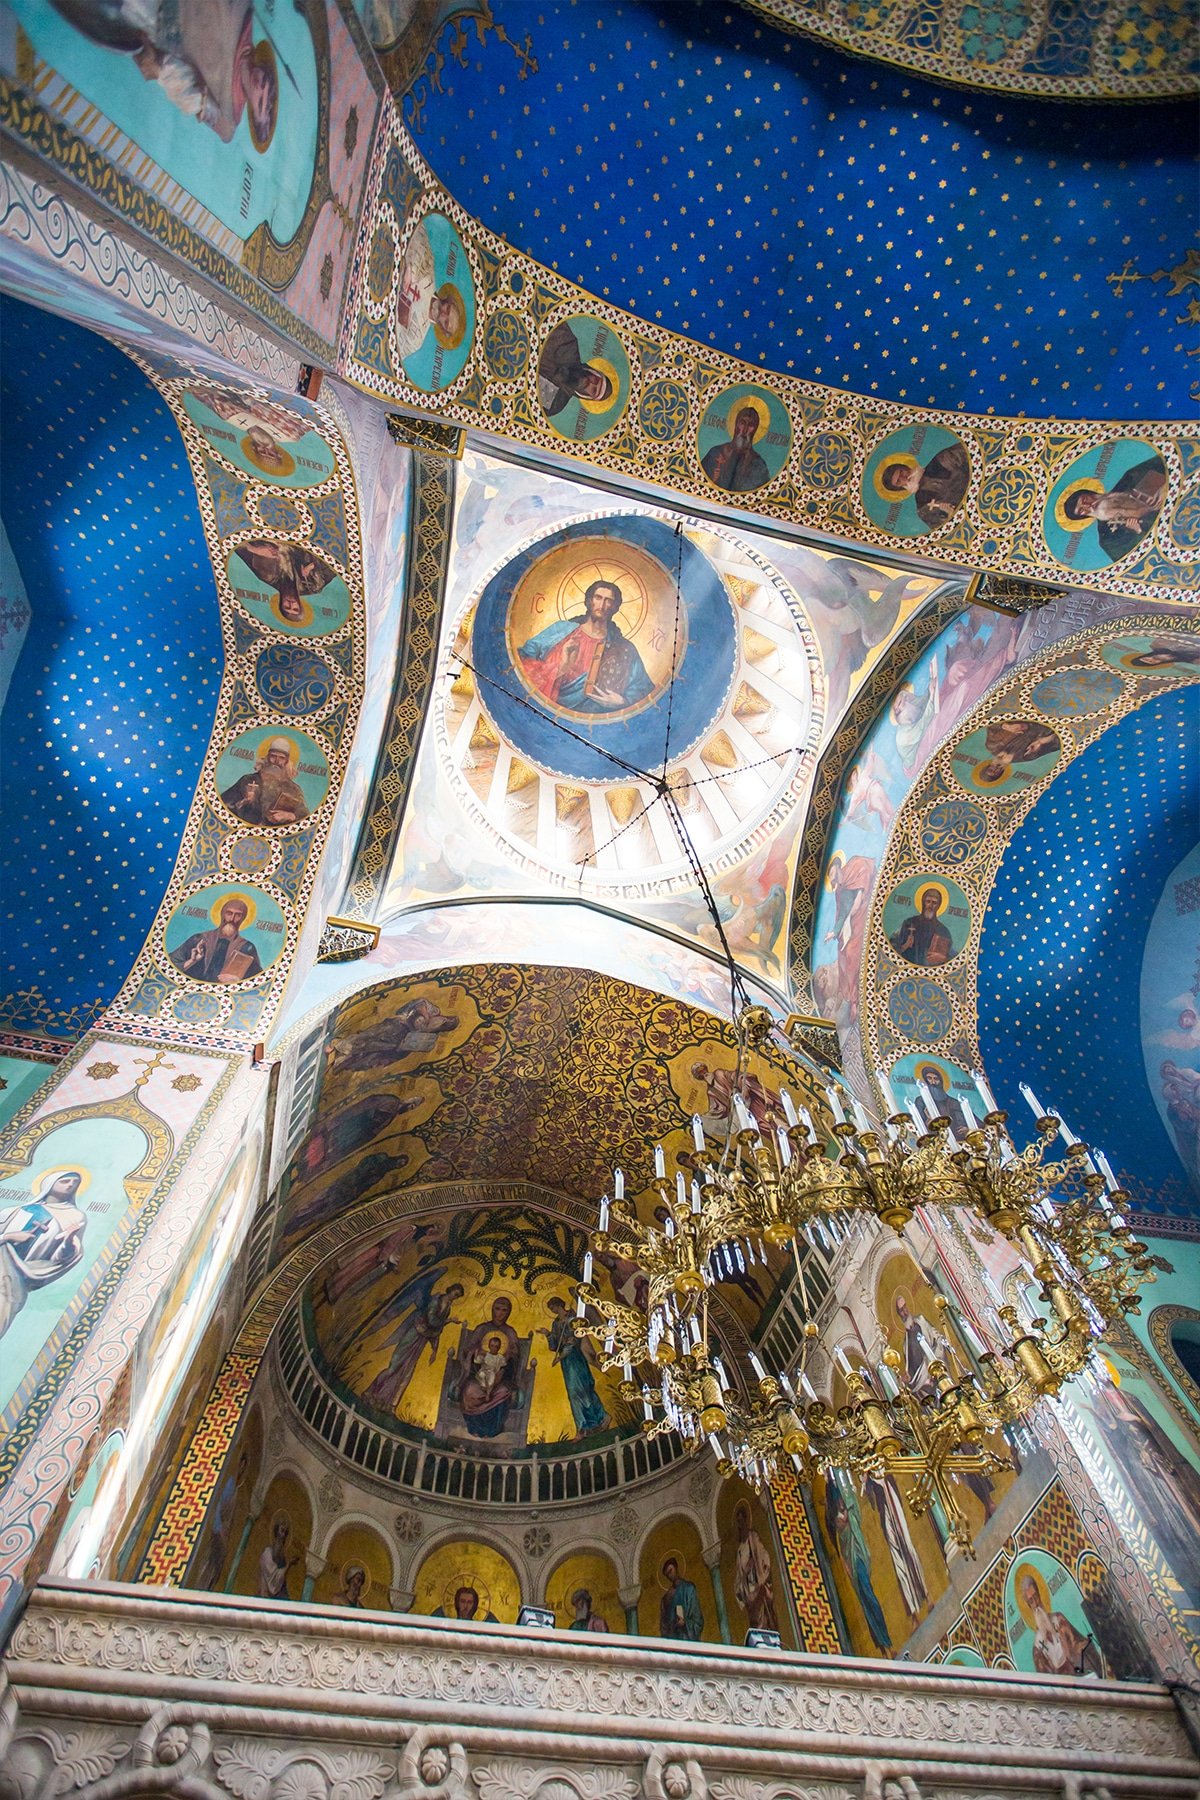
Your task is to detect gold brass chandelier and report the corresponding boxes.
[575,1005,1154,1551]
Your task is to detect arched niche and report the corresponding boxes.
[542,1545,622,1633]
[411,1537,521,1624]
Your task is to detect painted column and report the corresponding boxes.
[704,1549,732,1645]
[224,1511,258,1594]
[618,1582,641,1635]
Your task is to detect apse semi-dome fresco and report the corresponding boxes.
[440,510,820,891]
[304,1208,634,1453]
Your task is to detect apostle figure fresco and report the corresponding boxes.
[862,426,970,538]
[536,314,631,441]
[1074,1353,1200,1607]
[48,0,280,147]
[1045,441,1167,570]
[732,1500,778,1633]
[1004,1552,1107,1678]
[220,735,313,827]
[164,885,286,985]
[823,1474,891,1654]
[659,1555,705,1640]
[394,212,475,391]
[257,1510,301,1600]
[228,539,350,637]
[697,384,792,495]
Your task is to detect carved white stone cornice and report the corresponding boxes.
[4,1581,1197,1799]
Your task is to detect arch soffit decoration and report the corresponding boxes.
[1148,1304,1200,1417]
[739,0,1198,102]
[856,614,1200,1118]
[84,345,370,1053]
[342,120,1197,603]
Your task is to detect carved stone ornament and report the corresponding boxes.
[394,1508,424,1543]
[317,1471,344,1517]
[393,1728,468,1800]
[523,1525,551,1559]
[474,1764,639,1800]
[687,1464,714,1507]
[4,1583,1196,1795]
[607,1503,639,1546]
[645,1751,705,1800]
[215,1739,394,1800]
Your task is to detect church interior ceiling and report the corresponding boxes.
[737,0,1197,102]
[0,298,224,1043]
[403,3,1195,419]
[344,112,1195,603]
[978,680,1200,1225]
[381,447,946,1000]
[267,961,828,1323]
[849,618,1200,1226]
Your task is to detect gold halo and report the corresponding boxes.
[915,882,950,917]
[725,393,771,443]
[272,594,314,631]
[1099,1352,1121,1387]
[1054,476,1104,533]
[209,890,258,929]
[240,433,296,478]
[432,282,467,351]
[1012,1561,1051,1630]
[578,354,621,415]
[915,1060,951,1089]
[658,1553,689,1589]
[248,41,278,153]
[969,757,1015,791]
[442,1574,491,1617]
[892,1285,915,1320]
[888,680,916,724]
[873,451,919,503]
[824,851,846,890]
[33,1165,92,1201]
[341,1560,371,1600]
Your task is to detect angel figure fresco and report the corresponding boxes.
[331,1238,451,1357]
[840,746,896,834]
[787,557,929,718]
[0,1170,88,1342]
[323,1224,444,1313]
[821,852,876,1026]
[541,1293,609,1435]
[363,1276,466,1416]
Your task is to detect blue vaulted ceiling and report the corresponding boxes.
[412,0,1196,419]
[0,297,221,1040]
[978,686,1200,1227]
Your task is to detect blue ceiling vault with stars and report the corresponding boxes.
[0,297,221,1041]
[978,686,1200,1226]
[412,0,1197,419]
